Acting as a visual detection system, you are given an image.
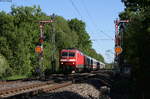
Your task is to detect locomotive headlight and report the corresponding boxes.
[61,62,63,64]
[72,62,75,64]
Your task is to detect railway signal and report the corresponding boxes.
[35,45,43,53]
[115,46,122,55]
[39,37,44,43]
[35,20,53,53]
[114,19,129,49]
[35,19,54,77]
[114,19,129,73]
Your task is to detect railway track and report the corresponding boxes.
[0,74,73,98]
[0,80,72,98]
[0,70,112,99]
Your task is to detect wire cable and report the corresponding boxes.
[91,39,114,41]
[68,0,82,19]
[81,0,113,40]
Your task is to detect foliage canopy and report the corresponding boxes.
[0,5,104,78]
[120,0,150,98]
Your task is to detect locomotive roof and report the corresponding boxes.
[61,49,80,52]
[61,48,79,50]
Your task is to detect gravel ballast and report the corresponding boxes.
[32,83,101,99]
[31,72,111,99]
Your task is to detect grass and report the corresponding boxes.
[4,75,28,80]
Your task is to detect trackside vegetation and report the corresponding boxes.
[0,6,104,79]
[120,0,150,98]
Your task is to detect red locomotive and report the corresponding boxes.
[60,49,105,73]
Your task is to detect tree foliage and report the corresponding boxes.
[0,6,104,79]
[120,0,150,98]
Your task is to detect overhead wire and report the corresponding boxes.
[79,0,114,62]
[68,0,82,19]
[68,0,95,35]
[91,39,114,41]
[68,0,113,41]
[81,0,114,40]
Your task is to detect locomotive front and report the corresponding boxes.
[60,49,77,72]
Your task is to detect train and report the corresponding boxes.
[59,49,105,73]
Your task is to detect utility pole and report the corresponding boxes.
[51,14,56,73]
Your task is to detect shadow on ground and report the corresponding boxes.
[31,91,97,99]
[110,74,131,99]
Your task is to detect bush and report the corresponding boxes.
[0,54,11,79]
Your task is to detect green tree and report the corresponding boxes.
[68,19,92,50]
[0,5,105,79]
[120,0,150,98]
[0,54,10,78]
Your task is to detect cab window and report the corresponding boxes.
[62,52,68,56]
[69,52,75,57]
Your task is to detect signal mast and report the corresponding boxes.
[114,19,129,73]
[35,19,54,77]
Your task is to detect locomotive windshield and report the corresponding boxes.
[61,52,75,57]
[69,52,75,57]
[62,52,68,56]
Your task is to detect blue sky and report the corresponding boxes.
[0,0,125,63]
